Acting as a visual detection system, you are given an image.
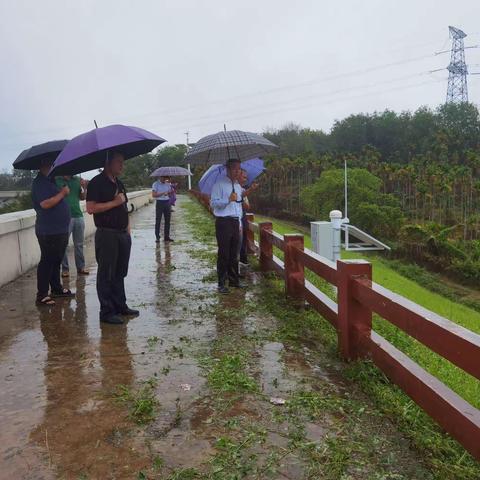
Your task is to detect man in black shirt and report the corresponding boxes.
[86,151,139,324]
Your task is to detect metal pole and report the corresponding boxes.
[330,210,343,263]
[185,130,191,190]
[344,159,349,248]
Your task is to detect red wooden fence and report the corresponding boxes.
[190,190,480,459]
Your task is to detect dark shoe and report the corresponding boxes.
[230,282,247,289]
[218,285,229,294]
[164,238,174,242]
[101,315,124,325]
[119,307,140,316]
[51,288,75,298]
[61,270,69,278]
[77,269,90,275]
[155,237,160,243]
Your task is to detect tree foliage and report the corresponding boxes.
[300,168,403,239]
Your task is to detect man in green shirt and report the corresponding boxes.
[55,175,89,276]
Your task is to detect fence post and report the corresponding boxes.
[337,259,372,361]
[245,213,255,254]
[284,234,305,302]
[259,222,273,271]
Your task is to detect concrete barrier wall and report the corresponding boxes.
[0,190,152,288]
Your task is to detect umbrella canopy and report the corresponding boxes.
[150,166,192,177]
[50,124,166,176]
[13,140,69,170]
[198,158,265,195]
[185,130,277,165]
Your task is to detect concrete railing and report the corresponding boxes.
[0,190,152,287]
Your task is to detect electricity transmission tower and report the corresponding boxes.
[446,26,468,103]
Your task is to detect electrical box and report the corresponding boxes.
[311,221,333,261]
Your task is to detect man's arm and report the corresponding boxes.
[152,184,169,198]
[243,182,259,197]
[210,183,236,209]
[79,178,88,200]
[40,186,69,210]
[86,193,125,214]
[152,190,168,198]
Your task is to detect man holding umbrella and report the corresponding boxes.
[50,124,166,324]
[86,151,139,324]
[210,159,245,294]
[186,129,277,294]
[13,140,75,306]
[152,176,174,243]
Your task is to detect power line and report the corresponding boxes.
[145,78,445,137]
[0,51,441,146]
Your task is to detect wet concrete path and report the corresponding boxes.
[0,196,434,479]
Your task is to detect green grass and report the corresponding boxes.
[201,352,258,394]
[114,378,159,425]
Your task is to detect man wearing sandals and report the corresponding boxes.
[86,151,139,325]
[55,175,89,277]
[32,159,75,306]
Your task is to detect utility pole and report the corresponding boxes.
[446,26,468,103]
[185,130,191,190]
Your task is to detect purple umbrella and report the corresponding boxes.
[150,166,191,177]
[198,158,265,195]
[50,124,166,176]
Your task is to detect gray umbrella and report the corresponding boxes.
[150,166,192,177]
[185,130,277,165]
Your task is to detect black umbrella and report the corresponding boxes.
[13,140,69,170]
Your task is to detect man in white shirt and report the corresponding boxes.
[152,176,173,243]
[210,159,244,294]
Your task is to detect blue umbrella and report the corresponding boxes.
[198,158,265,195]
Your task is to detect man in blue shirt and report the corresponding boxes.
[210,159,244,293]
[32,159,74,305]
[152,176,173,243]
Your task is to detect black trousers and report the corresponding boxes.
[215,217,240,287]
[155,201,171,239]
[95,228,132,320]
[36,233,69,299]
[239,215,249,264]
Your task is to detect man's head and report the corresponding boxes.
[63,175,72,181]
[226,159,241,181]
[160,176,168,183]
[39,158,53,176]
[239,169,248,187]
[105,150,125,177]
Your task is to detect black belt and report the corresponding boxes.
[216,216,239,220]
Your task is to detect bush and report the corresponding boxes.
[300,168,404,239]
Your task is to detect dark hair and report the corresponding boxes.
[226,158,240,168]
[40,157,54,167]
[105,149,124,165]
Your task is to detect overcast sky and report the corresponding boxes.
[1,0,479,172]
